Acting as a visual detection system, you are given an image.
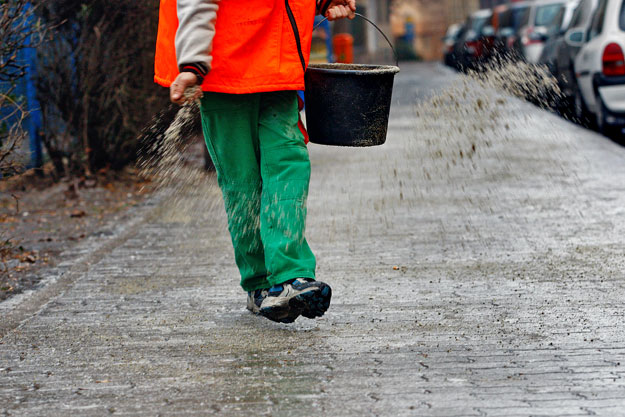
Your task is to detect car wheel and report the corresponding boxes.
[555,95,574,119]
[574,85,594,128]
[596,97,625,142]
[554,71,574,118]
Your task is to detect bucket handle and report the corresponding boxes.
[314,12,399,67]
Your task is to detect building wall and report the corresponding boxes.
[390,0,481,61]
[365,0,393,59]
[447,0,482,26]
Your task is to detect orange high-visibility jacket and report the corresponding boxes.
[154,0,317,94]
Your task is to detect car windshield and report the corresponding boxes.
[471,16,490,32]
[446,26,461,39]
[535,3,565,27]
[620,0,625,31]
[510,6,530,29]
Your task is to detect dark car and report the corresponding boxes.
[538,0,583,72]
[451,9,495,71]
[539,0,599,114]
[443,23,463,68]
[491,4,510,56]
[496,1,532,59]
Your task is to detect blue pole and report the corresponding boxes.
[323,19,333,63]
[23,2,43,169]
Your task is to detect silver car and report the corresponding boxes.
[520,0,580,63]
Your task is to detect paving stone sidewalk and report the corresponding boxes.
[2,63,625,416]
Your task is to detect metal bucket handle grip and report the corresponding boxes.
[314,12,399,67]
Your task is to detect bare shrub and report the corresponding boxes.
[0,0,45,176]
[35,0,167,177]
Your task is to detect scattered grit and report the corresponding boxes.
[138,62,568,223]
[411,61,566,178]
[138,87,224,222]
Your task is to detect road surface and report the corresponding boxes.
[2,62,625,416]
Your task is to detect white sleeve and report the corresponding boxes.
[175,0,219,74]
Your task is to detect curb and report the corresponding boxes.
[0,193,165,338]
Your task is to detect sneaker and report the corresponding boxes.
[246,288,267,315]
[246,278,332,323]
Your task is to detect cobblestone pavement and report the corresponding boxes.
[2,63,625,416]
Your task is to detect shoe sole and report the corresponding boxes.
[292,283,332,319]
[259,282,332,323]
[258,305,298,323]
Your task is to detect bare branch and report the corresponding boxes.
[35,0,166,175]
[0,0,48,176]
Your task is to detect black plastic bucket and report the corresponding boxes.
[304,14,400,147]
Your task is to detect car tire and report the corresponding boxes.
[554,67,574,119]
[574,85,594,128]
[556,94,575,119]
[596,96,625,143]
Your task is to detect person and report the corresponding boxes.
[154,0,356,323]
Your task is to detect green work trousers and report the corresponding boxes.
[200,91,316,292]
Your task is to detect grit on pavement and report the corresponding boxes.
[2,62,625,416]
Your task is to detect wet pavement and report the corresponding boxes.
[2,62,625,416]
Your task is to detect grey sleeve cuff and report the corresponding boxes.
[175,0,219,73]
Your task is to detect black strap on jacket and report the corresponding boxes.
[285,0,306,73]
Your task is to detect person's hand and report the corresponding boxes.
[325,0,356,21]
[170,72,202,105]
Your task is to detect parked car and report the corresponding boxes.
[491,4,510,33]
[572,0,625,138]
[496,1,533,59]
[451,9,495,71]
[491,3,511,56]
[538,0,582,74]
[443,23,463,68]
[519,0,578,63]
[539,0,599,114]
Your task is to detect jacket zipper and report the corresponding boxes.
[285,0,306,73]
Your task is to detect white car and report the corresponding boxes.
[570,0,625,138]
[520,0,580,63]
